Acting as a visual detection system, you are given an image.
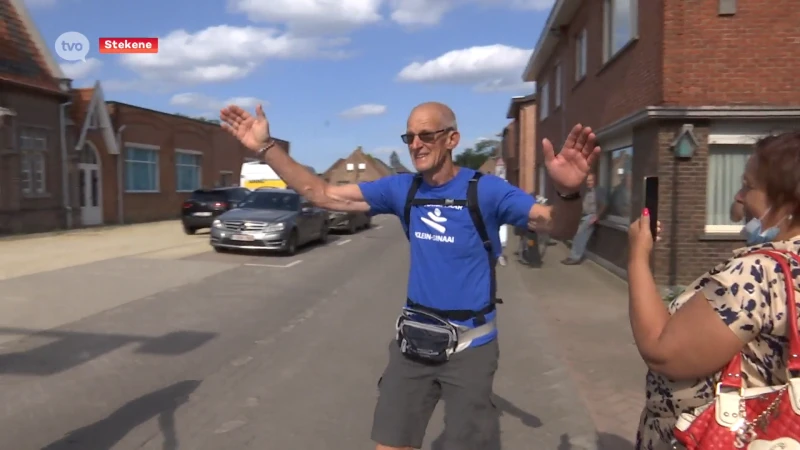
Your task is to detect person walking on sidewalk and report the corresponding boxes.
[626,131,800,450]
[218,101,599,450]
[562,173,604,265]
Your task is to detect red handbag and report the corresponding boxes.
[673,249,800,450]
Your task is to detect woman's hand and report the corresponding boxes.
[629,208,662,261]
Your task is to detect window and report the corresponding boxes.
[598,146,633,224]
[705,144,751,233]
[603,0,637,61]
[125,145,159,192]
[19,128,47,195]
[219,171,234,187]
[538,165,546,196]
[575,28,587,80]
[539,80,550,120]
[554,63,562,108]
[176,151,201,192]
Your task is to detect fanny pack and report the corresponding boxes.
[395,306,497,364]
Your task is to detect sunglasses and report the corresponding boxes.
[401,127,453,144]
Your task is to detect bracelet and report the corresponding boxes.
[256,140,276,157]
[556,190,581,201]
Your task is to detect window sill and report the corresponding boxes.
[572,76,586,91]
[598,218,629,232]
[699,233,745,242]
[125,190,160,194]
[597,37,639,77]
[22,193,51,199]
[176,190,196,193]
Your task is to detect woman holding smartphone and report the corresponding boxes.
[626,131,800,449]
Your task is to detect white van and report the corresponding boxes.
[239,161,287,190]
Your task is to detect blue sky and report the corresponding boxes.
[27,0,551,172]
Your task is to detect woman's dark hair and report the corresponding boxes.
[754,131,800,222]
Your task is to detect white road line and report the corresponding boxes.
[372,225,383,230]
[336,239,352,246]
[244,260,303,268]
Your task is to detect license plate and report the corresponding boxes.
[231,234,255,242]
[192,212,212,217]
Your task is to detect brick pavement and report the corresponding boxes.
[509,242,647,449]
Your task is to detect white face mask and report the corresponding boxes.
[742,208,788,245]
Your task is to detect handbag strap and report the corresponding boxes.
[718,249,800,390]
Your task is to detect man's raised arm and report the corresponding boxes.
[219,104,369,212]
[530,124,600,240]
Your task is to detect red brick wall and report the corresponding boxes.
[85,103,257,225]
[663,0,800,106]
[0,86,77,233]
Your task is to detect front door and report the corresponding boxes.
[78,163,102,226]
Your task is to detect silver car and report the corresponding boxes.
[210,188,329,255]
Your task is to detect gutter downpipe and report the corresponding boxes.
[116,125,127,225]
[59,101,72,229]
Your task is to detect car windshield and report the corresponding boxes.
[238,191,299,211]
[191,190,228,202]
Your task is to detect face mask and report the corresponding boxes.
[743,208,784,245]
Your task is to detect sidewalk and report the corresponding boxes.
[509,242,646,448]
[0,221,210,280]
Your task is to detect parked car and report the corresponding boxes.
[328,210,371,234]
[210,188,329,255]
[181,187,251,234]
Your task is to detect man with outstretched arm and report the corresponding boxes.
[219,101,600,450]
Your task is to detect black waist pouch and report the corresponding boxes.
[395,308,457,364]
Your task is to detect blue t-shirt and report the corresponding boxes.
[358,168,535,346]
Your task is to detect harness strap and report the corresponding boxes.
[406,299,496,322]
[403,174,423,240]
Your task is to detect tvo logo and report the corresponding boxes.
[55,31,90,62]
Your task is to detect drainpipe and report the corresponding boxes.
[116,125,127,224]
[59,101,73,229]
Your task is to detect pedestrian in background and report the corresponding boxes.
[562,173,604,265]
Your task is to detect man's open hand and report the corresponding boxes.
[543,124,601,192]
[219,104,271,152]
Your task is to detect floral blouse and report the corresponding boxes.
[636,236,800,450]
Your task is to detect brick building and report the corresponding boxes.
[523,0,800,286]
[322,147,392,184]
[0,0,75,234]
[72,82,281,226]
[503,94,537,194]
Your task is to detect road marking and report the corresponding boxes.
[244,260,303,268]
[372,225,383,230]
[336,239,351,246]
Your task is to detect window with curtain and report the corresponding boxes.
[539,80,550,119]
[125,147,159,192]
[705,144,752,233]
[604,0,637,60]
[176,152,201,191]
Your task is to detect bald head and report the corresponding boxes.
[408,102,458,131]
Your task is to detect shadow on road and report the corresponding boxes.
[430,393,542,450]
[40,379,201,450]
[0,327,216,376]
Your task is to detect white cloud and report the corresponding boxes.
[170,93,267,112]
[396,44,535,92]
[228,0,383,34]
[339,104,387,118]
[388,0,555,26]
[60,57,102,80]
[118,25,351,85]
[390,0,454,26]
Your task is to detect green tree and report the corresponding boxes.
[453,139,499,170]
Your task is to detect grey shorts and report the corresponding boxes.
[371,338,500,449]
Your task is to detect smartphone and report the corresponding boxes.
[643,176,659,240]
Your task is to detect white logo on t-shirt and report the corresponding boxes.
[416,207,455,243]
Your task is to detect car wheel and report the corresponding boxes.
[364,217,372,229]
[284,230,299,256]
[348,222,357,234]
[318,222,329,243]
[213,246,227,253]
[183,226,196,235]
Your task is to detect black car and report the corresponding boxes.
[328,210,371,233]
[181,187,250,234]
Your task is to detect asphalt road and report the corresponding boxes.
[0,218,601,450]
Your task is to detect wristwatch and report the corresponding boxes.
[256,140,277,158]
[556,190,581,201]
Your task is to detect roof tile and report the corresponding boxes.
[0,0,62,93]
